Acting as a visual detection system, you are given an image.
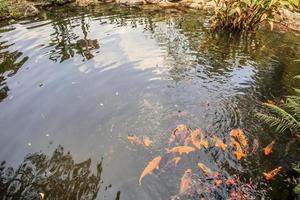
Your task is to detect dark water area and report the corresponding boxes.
[0,3,300,200]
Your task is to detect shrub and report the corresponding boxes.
[211,0,300,31]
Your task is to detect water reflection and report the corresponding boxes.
[0,146,120,200]
[0,41,28,102]
[48,14,100,62]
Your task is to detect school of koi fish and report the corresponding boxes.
[127,125,282,199]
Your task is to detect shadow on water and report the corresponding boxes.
[0,145,121,200]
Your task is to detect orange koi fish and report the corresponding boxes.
[127,135,142,144]
[231,138,246,160]
[230,128,248,148]
[166,146,195,155]
[197,162,212,174]
[143,136,153,147]
[263,166,282,180]
[263,140,275,156]
[139,156,161,184]
[212,135,227,151]
[179,169,192,193]
[169,124,190,143]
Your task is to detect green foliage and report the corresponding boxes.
[256,76,300,134]
[211,0,300,31]
[0,0,21,19]
[292,163,300,195]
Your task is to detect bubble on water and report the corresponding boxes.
[100,103,104,106]
[115,92,119,96]
[28,142,31,146]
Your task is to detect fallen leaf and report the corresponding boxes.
[263,166,282,180]
[263,141,275,156]
[213,136,227,151]
[143,136,153,147]
[197,162,212,174]
[179,169,192,193]
[139,156,161,184]
[166,146,195,155]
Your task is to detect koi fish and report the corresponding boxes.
[226,177,237,186]
[179,169,192,193]
[127,135,142,144]
[197,162,212,174]
[212,135,227,151]
[169,124,190,143]
[166,146,195,155]
[231,138,246,160]
[230,128,248,148]
[139,156,161,184]
[263,166,282,180]
[263,140,275,156]
[214,179,222,187]
[143,136,153,147]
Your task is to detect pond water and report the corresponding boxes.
[0,3,300,200]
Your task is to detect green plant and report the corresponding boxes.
[256,75,300,134]
[292,163,300,195]
[211,0,300,31]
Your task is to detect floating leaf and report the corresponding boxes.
[197,162,212,174]
[179,169,192,193]
[139,156,161,184]
[212,136,227,151]
[263,141,275,156]
[166,146,195,155]
[263,166,282,180]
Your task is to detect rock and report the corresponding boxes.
[116,0,145,6]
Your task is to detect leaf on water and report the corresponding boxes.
[200,139,209,149]
[263,166,282,180]
[230,128,248,148]
[197,162,212,174]
[179,169,192,193]
[166,146,195,155]
[143,136,153,147]
[263,140,275,156]
[139,155,161,184]
[212,135,227,151]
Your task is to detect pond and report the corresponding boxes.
[0,3,300,200]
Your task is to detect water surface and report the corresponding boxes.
[0,4,300,200]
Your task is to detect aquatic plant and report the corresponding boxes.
[211,0,300,31]
[256,75,300,134]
